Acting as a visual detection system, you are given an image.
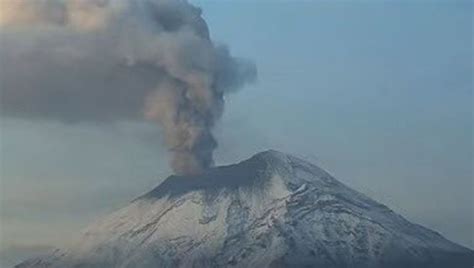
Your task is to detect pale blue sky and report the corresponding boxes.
[206,0,472,247]
[1,1,472,266]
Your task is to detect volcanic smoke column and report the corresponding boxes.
[139,2,256,175]
[0,0,257,175]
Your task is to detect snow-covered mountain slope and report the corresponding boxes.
[16,150,473,268]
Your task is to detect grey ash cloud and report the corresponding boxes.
[0,0,256,175]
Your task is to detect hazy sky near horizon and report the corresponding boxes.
[1,1,472,266]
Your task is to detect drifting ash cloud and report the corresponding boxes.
[0,0,256,175]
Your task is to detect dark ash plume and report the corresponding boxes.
[0,0,256,175]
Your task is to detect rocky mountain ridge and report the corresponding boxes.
[16,150,474,268]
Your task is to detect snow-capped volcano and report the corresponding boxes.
[16,150,473,268]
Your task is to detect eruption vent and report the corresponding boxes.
[0,0,257,174]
